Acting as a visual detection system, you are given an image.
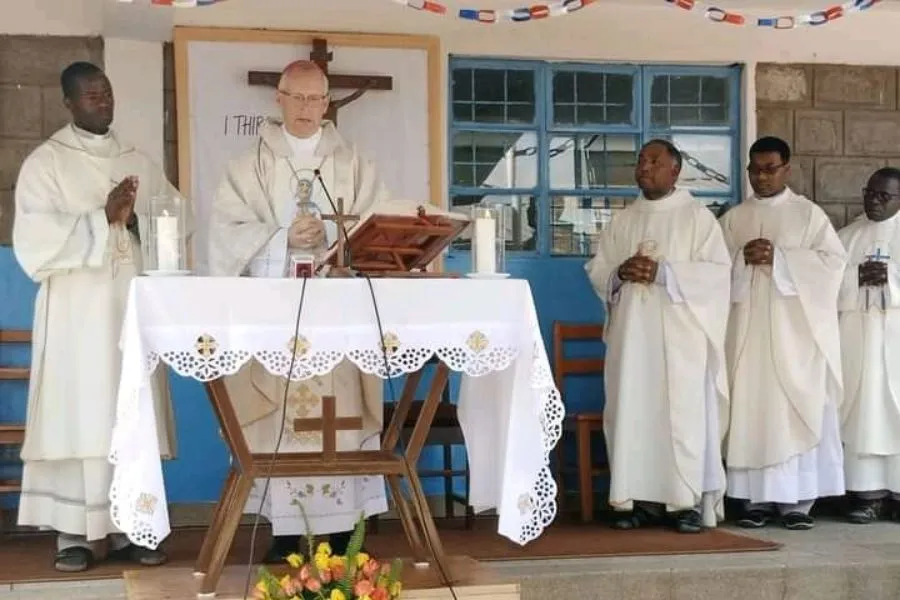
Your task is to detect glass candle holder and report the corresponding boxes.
[471,204,507,275]
[145,193,188,274]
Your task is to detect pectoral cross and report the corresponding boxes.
[247,38,394,125]
[867,248,891,262]
[293,396,363,461]
[322,197,360,274]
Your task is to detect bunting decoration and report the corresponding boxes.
[666,0,882,28]
[116,0,225,6]
[391,0,599,23]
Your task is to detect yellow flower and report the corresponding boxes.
[316,542,332,557]
[315,553,330,572]
[390,582,402,596]
[329,556,345,569]
[253,580,270,600]
[285,553,304,568]
[330,589,346,600]
[355,552,370,568]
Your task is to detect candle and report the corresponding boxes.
[474,210,496,274]
[155,210,180,272]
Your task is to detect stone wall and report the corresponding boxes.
[756,63,900,228]
[0,36,104,245]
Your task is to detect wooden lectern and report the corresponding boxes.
[193,204,469,596]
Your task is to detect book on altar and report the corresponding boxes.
[318,200,470,275]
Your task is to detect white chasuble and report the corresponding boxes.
[720,188,846,504]
[208,119,389,535]
[837,213,900,493]
[584,188,731,518]
[12,124,183,540]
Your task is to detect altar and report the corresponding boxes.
[108,276,563,595]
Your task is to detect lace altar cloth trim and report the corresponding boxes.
[109,338,563,548]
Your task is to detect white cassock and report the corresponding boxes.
[12,124,182,542]
[837,213,900,495]
[719,187,846,508]
[207,119,389,535]
[585,188,730,518]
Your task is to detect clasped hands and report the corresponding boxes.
[743,238,774,266]
[859,261,888,287]
[617,254,659,284]
[106,176,138,225]
[288,214,326,250]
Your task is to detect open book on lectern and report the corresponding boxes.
[318,200,470,275]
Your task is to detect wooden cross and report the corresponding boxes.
[247,38,393,125]
[322,197,360,273]
[293,396,363,461]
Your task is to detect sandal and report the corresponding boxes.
[54,546,94,573]
[107,543,168,566]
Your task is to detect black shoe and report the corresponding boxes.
[736,509,771,529]
[263,535,302,564]
[611,505,660,530]
[672,509,703,534]
[107,543,168,566]
[54,547,94,573]
[781,512,815,530]
[847,499,881,524]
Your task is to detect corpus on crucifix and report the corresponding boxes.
[248,38,393,125]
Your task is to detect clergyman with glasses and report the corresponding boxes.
[719,136,847,531]
[207,60,390,562]
[836,167,900,524]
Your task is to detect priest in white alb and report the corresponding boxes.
[12,62,186,572]
[207,60,388,562]
[837,167,900,524]
[585,139,730,533]
[720,136,846,530]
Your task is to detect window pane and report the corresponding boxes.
[650,74,730,127]
[451,67,535,124]
[657,134,733,194]
[548,134,639,189]
[450,194,536,251]
[552,70,634,126]
[451,131,538,189]
[550,196,632,256]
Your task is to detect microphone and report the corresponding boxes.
[313,169,354,272]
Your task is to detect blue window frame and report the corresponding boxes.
[448,58,743,258]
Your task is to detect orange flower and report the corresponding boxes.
[320,569,333,584]
[332,564,346,580]
[279,575,298,596]
[305,578,322,593]
[299,564,311,581]
[362,559,380,578]
[371,586,388,600]
[354,579,374,597]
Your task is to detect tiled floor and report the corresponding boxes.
[1,520,898,600]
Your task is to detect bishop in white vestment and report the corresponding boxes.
[585,140,730,534]
[720,136,846,530]
[207,61,388,562]
[837,167,900,524]
[12,63,184,572]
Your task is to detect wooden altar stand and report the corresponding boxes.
[189,206,476,596]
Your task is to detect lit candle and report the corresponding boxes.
[155,209,180,272]
[474,209,496,274]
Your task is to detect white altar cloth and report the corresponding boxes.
[108,277,563,550]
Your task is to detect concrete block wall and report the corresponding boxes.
[756,63,900,228]
[0,36,104,246]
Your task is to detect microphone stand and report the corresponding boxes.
[314,169,358,278]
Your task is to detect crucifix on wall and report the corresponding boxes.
[247,38,394,125]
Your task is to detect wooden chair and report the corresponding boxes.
[552,322,607,523]
[373,362,473,532]
[0,329,31,534]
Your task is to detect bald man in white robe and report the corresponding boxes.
[207,61,389,562]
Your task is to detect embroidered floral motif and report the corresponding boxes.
[289,384,320,417]
[466,331,489,353]
[287,335,311,357]
[381,332,401,356]
[135,492,158,515]
[287,479,348,506]
[195,334,218,358]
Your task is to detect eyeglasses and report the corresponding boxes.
[862,187,900,203]
[747,163,786,176]
[277,90,328,105]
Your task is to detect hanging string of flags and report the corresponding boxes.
[391,0,599,23]
[115,0,225,6]
[666,0,882,28]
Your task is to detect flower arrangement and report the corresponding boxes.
[254,515,403,600]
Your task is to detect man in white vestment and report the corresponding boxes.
[12,62,183,572]
[720,136,846,530]
[837,167,900,524]
[207,60,388,562]
[585,139,731,533]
